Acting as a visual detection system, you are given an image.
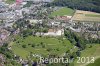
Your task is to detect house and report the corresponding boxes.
[0,2,8,12]
[29,19,42,25]
[47,21,60,27]
[44,28,64,36]
[70,10,100,33]
[91,34,98,38]
[0,12,15,20]
[0,29,10,46]
[71,10,100,26]
[0,54,5,66]
[35,28,64,36]
[13,28,20,35]
[55,16,72,22]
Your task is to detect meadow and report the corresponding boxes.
[6,0,15,4]
[50,7,74,17]
[74,44,100,66]
[87,58,100,66]
[9,35,74,59]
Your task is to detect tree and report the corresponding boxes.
[47,0,100,13]
[22,45,27,48]
[31,44,35,48]
[22,29,32,37]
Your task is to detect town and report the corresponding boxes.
[0,0,100,66]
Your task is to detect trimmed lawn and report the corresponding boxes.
[50,7,74,17]
[11,36,73,59]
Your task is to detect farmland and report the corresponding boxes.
[85,14,100,17]
[50,7,74,17]
[9,35,74,59]
[72,10,100,22]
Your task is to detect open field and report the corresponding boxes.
[74,44,100,66]
[10,35,74,59]
[87,58,100,66]
[6,0,15,4]
[50,7,74,17]
[72,10,100,22]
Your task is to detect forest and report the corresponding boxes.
[46,0,100,13]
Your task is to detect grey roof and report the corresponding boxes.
[0,2,6,8]
[23,0,53,2]
[0,12,15,20]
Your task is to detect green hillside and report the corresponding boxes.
[10,35,74,59]
[87,58,100,66]
[74,44,100,66]
[50,7,74,17]
[47,0,100,13]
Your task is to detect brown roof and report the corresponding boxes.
[56,16,70,21]
[48,29,54,32]
[0,64,3,66]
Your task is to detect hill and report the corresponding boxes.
[46,0,100,13]
[74,44,100,66]
[9,35,74,59]
[87,58,100,66]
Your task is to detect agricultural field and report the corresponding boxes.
[50,7,74,17]
[74,44,100,66]
[72,10,100,22]
[85,14,100,17]
[9,35,75,59]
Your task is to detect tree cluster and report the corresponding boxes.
[46,0,100,13]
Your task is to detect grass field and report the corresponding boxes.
[50,7,74,17]
[10,35,74,59]
[87,58,100,66]
[6,0,15,4]
[74,44,100,66]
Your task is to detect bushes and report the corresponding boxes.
[64,29,86,50]
[0,43,14,59]
[22,45,27,48]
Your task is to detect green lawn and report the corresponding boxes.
[74,44,100,66]
[6,0,15,4]
[50,7,74,17]
[87,58,100,66]
[11,36,73,59]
